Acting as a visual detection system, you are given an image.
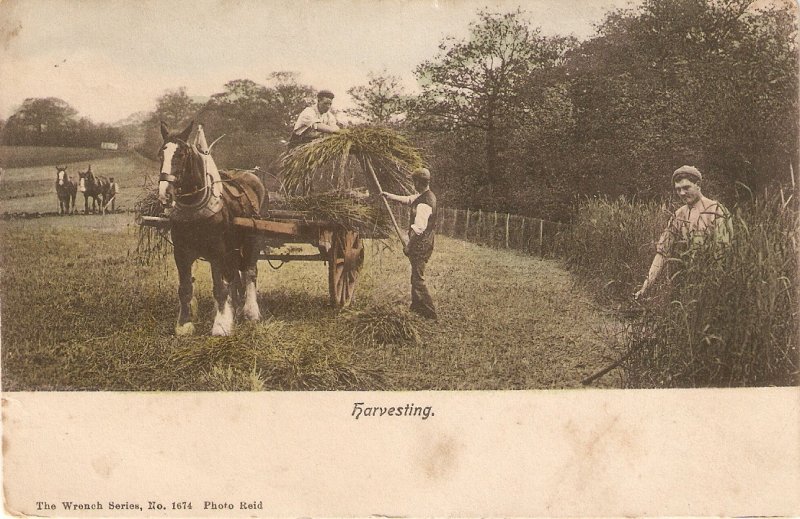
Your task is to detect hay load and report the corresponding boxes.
[280,126,422,196]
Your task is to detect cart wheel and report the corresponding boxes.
[328,230,364,307]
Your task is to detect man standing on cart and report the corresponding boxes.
[288,90,340,148]
[381,168,438,320]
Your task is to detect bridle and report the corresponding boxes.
[159,138,216,207]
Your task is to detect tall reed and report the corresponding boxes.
[564,192,798,387]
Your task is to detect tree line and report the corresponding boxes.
[2,0,796,221]
[1,97,123,149]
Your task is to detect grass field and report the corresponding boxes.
[0,145,123,169]
[0,148,623,390]
[0,215,622,390]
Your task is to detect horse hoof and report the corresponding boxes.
[242,306,261,322]
[175,322,195,336]
[211,323,232,336]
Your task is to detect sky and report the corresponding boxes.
[0,0,643,124]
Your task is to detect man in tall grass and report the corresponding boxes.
[635,165,732,299]
[382,167,438,320]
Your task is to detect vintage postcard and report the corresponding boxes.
[1,0,798,516]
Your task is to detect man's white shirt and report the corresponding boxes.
[293,105,339,135]
[394,192,432,235]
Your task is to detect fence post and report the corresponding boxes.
[505,213,510,248]
[465,208,470,240]
[539,218,544,256]
[493,211,498,247]
[478,209,482,245]
[520,217,526,252]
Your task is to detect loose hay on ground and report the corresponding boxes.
[343,303,421,348]
[133,190,171,264]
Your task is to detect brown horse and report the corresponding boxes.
[78,165,111,214]
[55,166,77,215]
[158,121,266,336]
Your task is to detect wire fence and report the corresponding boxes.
[392,204,569,258]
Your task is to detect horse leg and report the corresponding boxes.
[210,259,235,336]
[240,236,262,321]
[174,247,198,336]
[84,194,90,214]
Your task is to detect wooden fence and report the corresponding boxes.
[392,204,568,258]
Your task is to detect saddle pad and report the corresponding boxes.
[220,170,260,216]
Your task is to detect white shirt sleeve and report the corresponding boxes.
[393,194,417,205]
[293,107,317,133]
[411,203,432,235]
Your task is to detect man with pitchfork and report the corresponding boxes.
[381,167,438,320]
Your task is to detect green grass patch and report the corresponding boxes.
[1,214,620,390]
[0,146,122,168]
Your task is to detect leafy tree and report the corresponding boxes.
[411,9,574,203]
[3,97,79,145]
[563,0,798,200]
[201,79,270,134]
[198,72,314,138]
[347,71,409,124]
[138,87,202,157]
[264,71,316,135]
[150,87,201,129]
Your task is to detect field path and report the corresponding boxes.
[352,236,625,389]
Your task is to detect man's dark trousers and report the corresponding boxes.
[408,240,436,319]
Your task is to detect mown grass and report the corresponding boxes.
[0,146,122,169]
[0,215,621,391]
[563,194,799,388]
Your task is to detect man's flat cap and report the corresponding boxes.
[317,90,335,99]
[412,167,431,181]
[672,165,702,183]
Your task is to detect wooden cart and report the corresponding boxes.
[141,209,366,307]
[232,209,366,307]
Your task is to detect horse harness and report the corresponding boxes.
[167,147,260,222]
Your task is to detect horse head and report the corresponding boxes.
[158,120,205,207]
[56,166,67,186]
[77,169,88,192]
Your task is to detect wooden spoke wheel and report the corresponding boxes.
[328,230,364,307]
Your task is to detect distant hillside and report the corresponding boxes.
[111,111,151,127]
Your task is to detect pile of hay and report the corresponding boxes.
[273,191,391,235]
[133,190,171,264]
[280,126,422,196]
[344,303,421,347]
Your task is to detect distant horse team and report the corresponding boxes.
[78,165,112,214]
[53,165,116,215]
